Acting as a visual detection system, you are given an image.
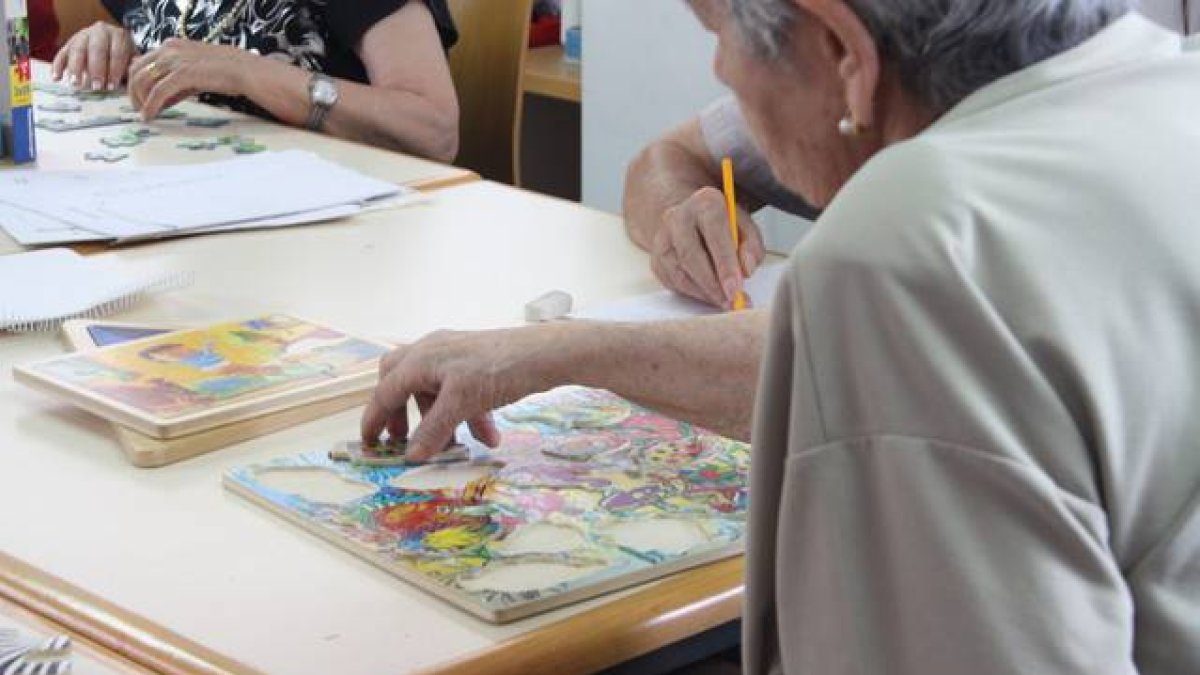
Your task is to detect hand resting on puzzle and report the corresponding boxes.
[362,327,569,462]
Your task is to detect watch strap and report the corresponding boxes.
[306,74,336,131]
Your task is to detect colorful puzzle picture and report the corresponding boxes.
[224,387,749,623]
[15,315,390,438]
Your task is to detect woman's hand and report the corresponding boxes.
[127,38,251,120]
[52,22,136,91]
[362,327,571,462]
[651,186,766,309]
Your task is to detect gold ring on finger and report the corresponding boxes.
[145,60,163,80]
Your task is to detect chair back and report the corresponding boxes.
[446,0,533,185]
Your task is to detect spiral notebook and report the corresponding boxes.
[0,248,187,332]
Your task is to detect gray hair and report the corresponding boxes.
[731,0,1133,113]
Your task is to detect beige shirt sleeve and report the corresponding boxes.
[746,253,1138,675]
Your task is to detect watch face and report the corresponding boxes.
[312,78,338,106]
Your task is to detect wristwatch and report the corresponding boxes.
[306,73,340,131]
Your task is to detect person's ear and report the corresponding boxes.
[796,0,880,131]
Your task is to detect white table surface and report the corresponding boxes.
[0,180,664,674]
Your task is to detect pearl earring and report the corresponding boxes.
[838,115,861,137]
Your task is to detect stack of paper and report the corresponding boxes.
[0,248,188,331]
[0,150,411,246]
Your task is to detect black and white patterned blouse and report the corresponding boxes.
[103,0,457,115]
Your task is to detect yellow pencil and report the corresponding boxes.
[721,157,748,310]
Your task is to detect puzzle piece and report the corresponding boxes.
[232,140,267,154]
[176,139,220,151]
[329,440,470,467]
[84,150,130,163]
[33,81,122,101]
[99,127,160,148]
[99,135,141,148]
[185,116,231,128]
[120,105,186,119]
[32,82,75,96]
[36,100,82,113]
[37,116,135,132]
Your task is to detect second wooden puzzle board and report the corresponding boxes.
[225,387,750,623]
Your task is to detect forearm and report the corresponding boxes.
[234,56,457,161]
[623,132,719,251]
[540,311,770,441]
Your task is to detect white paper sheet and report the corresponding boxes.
[0,201,106,246]
[0,151,405,245]
[574,262,788,322]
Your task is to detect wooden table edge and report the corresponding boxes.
[411,170,481,192]
[0,551,263,675]
[3,591,158,674]
[417,556,744,675]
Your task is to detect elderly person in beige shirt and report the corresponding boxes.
[363,1,1200,672]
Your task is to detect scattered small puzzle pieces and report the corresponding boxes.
[76,89,123,101]
[36,100,83,113]
[222,135,266,154]
[176,134,264,153]
[33,82,123,101]
[84,150,130,163]
[329,439,470,467]
[185,116,231,128]
[119,105,186,119]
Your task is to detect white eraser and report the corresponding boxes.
[524,290,573,322]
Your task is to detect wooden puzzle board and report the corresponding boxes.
[16,315,388,440]
[224,387,749,623]
[57,319,376,467]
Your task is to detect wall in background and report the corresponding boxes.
[580,0,723,213]
[580,0,808,254]
[1139,0,1186,31]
